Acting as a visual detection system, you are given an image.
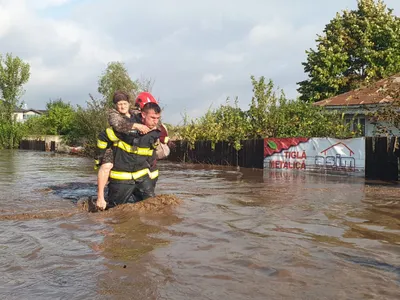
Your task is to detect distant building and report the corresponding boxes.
[313,73,400,136]
[13,108,47,123]
[1,100,47,122]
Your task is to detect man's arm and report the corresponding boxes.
[108,108,151,134]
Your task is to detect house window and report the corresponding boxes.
[358,118,365,135]
[23,114,38,120]
[344,115,365,136]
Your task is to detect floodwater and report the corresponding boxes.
[0,149,399,300]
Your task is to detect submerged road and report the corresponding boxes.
[0,150,399,299]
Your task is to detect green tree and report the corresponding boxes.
[274,98,358,138]
[24,99,76,136]
[64,94,108,155]
[297,0,400,102]
[98,61,138,107]
[176,98,250,152]
[44,99,76,135]
[0,53,30,122]
[176,111,201,150]
[23,113,47,135]
[212,97,250,150]
[175,75,359,153]
[61,62,150,153]
[247,75,286,138]
[0,53,30,148]
[0,121,26,149]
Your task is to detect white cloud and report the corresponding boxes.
[204,51,245,64]
[248,21,293,45]
[31,0,73,9]
[0,0,29,38]
[26,57,61,85]
[202,73,223,84]
[249,24,277,44]
[0,0,400,124]
[200,19,223,31]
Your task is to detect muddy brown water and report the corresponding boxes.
[0,149,399,299]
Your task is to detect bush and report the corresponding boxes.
[175,75,359,149]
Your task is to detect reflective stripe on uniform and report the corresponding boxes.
[110,168,150,180]
[163,136,169,144]
[149,169,159,179]
[113,140,153,156]
[94,159,100,170]
[106,127,120,142]
[97,139,108,149]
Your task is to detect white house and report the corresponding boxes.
[13,108,47,123]
[313,73,400,137]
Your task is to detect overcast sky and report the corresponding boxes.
[1,0,399,124]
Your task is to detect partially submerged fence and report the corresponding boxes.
[19,139,56,151]
[18,135,399,181]
[365,137,399,181]
[168,139,265,169]
[19,135,60,152]
[168,137,400,181]
[19,140,46,151]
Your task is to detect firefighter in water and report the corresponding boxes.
[134,92,170,190]
[95,91,169,210]
[107,101,162,207]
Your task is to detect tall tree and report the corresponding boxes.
[97,61,138,107]
[24,99,77,136]
[0,53,30,122]
[297,0,400,102]
[62,93,109,154]
[0,53,30,148]
[247,75,286,138]
[44,99,76,135]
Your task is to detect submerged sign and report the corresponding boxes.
[263,137,365,176]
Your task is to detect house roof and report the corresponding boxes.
[24,109,47,114]
[314,73,400,107]
[13,108,47,114]
[1,100,47,113]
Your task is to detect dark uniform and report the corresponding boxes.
[99,108,141,165]
[95,108,169,197]
[96,124,160,208]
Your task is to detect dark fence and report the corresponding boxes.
[169,137,400,180]
[168,139,265,169]
[19,139,58,152]
[365,137,399,181]
[19,136,400,180]
[19,140,46,151]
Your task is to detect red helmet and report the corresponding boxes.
[135,92,158,109]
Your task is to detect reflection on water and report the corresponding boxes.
[0,150,399,299]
